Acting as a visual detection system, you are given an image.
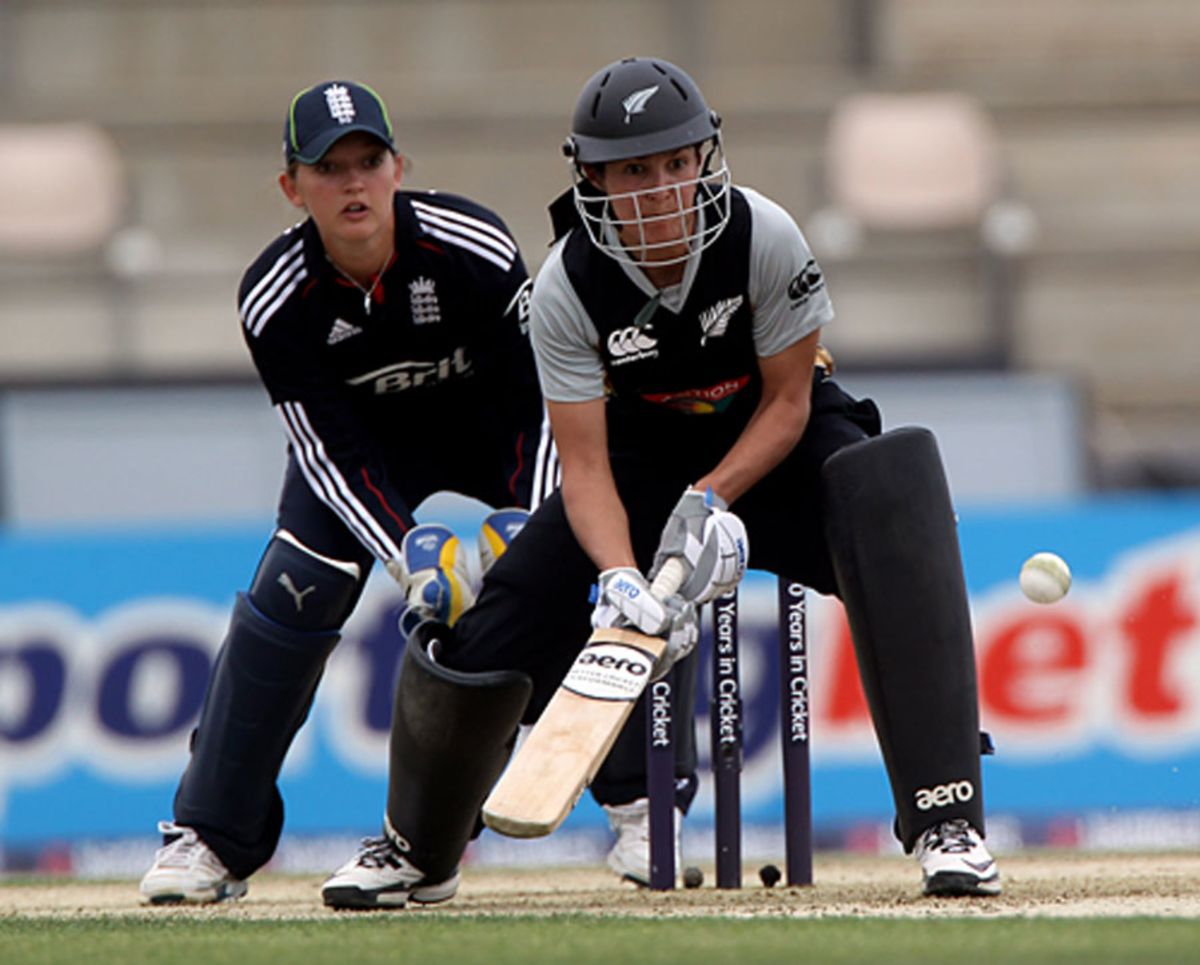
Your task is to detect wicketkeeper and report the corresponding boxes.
[138,79,556,904]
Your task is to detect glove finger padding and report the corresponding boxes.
[393,523,476,630]
[679,508,748,604]
[650,488,749,605]
[591,567,669,636]
[651,490,712,577]
[650,595,700,681]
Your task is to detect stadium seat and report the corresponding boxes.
[806,92,1036,369]
[0,122,126,256]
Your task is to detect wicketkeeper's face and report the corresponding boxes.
[279,132,401,247]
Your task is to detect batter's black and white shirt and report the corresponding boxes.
[239,190,556,570]
[530,185,832,461]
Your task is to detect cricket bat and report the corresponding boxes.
[481,559,685,838]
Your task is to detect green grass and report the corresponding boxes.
[2,916,1199,965]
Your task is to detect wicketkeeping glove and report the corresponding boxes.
[387,523,476,634]
[478,507,530,576]
[649,488,749,605]
[591,566,699,680]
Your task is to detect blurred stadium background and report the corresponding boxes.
[1,0,1198,878]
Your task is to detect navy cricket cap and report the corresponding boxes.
[284,80,395,164]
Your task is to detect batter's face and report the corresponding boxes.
[279,132,401,254]
[590,147,701,264]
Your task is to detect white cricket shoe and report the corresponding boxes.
[915,818,1001,896]
[321,834,459,910]
[603,798,683,887]
[139,821,248,905]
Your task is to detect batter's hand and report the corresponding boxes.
[649,488,749,605]
[591,566,698,680]
[591,567,670,636]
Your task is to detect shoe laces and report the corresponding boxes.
[154,820,205,867]
[350,836,405,870]
[923,818,976,855]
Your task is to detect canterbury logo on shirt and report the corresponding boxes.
[787,259,825,307]
[607,325,659,365]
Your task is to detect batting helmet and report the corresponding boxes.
[565,57,722,164]
[563,57,731,267]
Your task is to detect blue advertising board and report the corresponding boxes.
[2,495,1199,869]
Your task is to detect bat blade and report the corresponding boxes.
[482,626,669,838]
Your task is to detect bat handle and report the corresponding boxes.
[650,557,686,600]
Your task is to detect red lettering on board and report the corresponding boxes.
[1120,570,1195,717]
[981,614,1087,722]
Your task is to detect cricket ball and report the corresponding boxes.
[1019,551,1071,604]
[759,864,782,888]
[683,866,704,889]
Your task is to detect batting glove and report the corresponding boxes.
[591,566,699,680]
[649,488,749,605]
[652,598,699,680]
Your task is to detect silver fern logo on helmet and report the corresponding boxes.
[621,85,659,124]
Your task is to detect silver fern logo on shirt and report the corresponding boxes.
[409,277,442,325]
[698,295,743,346]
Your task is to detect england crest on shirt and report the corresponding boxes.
[409,276,442,326]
